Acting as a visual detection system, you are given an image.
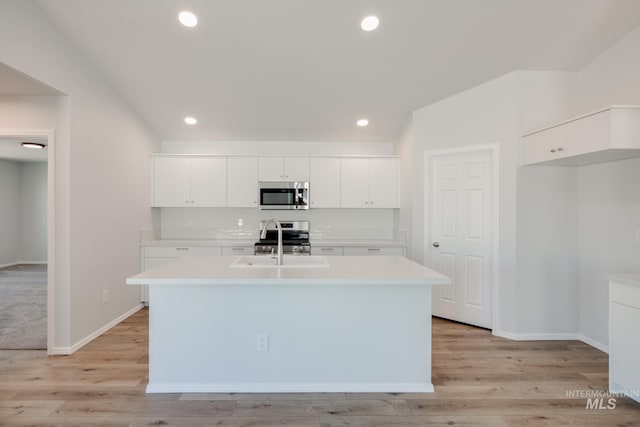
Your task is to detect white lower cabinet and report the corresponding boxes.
[343,246,405,256]
[222,246,253,256]
[609,276,640,404]
[311,246,344,256]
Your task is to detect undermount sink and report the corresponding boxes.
[230,255,329,268]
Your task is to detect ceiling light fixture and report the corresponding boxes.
[361,16,379,31]
[184,117,197,125]
[21,142,46,149]
[357,119,369,127]
[178,11,198,28]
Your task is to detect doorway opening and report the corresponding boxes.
[0,131,54,351]
[424,145,499,330]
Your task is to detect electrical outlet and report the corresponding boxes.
[256,333,269,351]
[102,289,109,303]
[238,218,244,227]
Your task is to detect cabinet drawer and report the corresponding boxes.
[144,246,222,257]
[311,246,344,256]
[343,247,404,256]
[222,246,254,256]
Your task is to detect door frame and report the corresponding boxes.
[423,144,500,331]
[0,129,56,352]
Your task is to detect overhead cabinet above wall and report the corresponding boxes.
[152,156,227,207]
[151,155,398,209]
[258,156,309,181]
[522,106,640,166]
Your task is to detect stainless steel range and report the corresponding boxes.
[254,220,311,256]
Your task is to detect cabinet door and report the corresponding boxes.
[369,158,398,208]
[522,125,570,165]
[152,156,190,207]
[568,110,610,156]
[259,157,284,181]
[284,156,310,181]
[228,156,258,207]
[309,157,340,208]
[190,157,227,207]
[340,158,369,208]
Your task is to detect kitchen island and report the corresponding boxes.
[126,255,449,393]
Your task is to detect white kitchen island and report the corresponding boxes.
[126,255,450,393]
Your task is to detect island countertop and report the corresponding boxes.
[126,255,450,286]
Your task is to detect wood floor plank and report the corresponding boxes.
[0,308,638,426]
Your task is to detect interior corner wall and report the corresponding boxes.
[20,162,48,262]
[395,119,415,257]
[514,71,580,336]
[0,0,160,351]
[0,159,21,266]
[409,72,520,335]
[570,24,640,348]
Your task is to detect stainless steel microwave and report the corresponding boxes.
[259,181,309,210]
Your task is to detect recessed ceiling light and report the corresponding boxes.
[357,119,369,127]
[184,117,197,125]
[178,11,198,28]
[21,142,46,149]
[361,16,379,31]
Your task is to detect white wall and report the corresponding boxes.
[405,70,580,336]
[409,72,520,334]
[0,159,21,266]
[20,162,48,262]
[162,140,395,156]
[0,0,159,351]
[570,25,640,348]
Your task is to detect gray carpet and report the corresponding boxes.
[0,264,47,349]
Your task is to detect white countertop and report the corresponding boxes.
[608,273,640,287]
[127,255,449,286]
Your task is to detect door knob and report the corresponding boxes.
[432,242,440,248]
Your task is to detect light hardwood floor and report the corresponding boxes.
[1,309,639,426]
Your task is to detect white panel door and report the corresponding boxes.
[368,158,398,208]
[283,156,310,181]
[228,156,258,207]
[259,157,284,181]
[309,157,341,208]
[190,157,227,207]
[429,150,493,328]
[340,158,369,208]
[152,156,190,207]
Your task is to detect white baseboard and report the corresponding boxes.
[0,260,47,268]
[577,334,608,353]
[492,329,608,353]
[147,382,435,394]
[49,304,144,355]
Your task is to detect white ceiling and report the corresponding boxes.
[32,0,640,142]
[0,62,61,96]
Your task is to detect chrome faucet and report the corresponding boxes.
[260,219,283,265]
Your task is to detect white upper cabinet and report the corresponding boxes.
[152,156,191,207]
[341,157,398,208]
[522,106,640,166]
[368,157,398,208]
[309,157,341,208]
[259,156,309,181]
[227,156,258,208]
[152,156,227,207]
